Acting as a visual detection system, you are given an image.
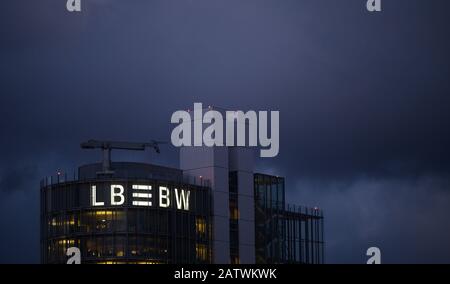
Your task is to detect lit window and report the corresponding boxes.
[196,244,208,262]
[196,217,207,235]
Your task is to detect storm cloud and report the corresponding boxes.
[289,174,450,263]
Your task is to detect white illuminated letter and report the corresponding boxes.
[159,186,170,208]
[175,189,190,211]
[132,185,152,206]
[111,185,125,205]
[91,185,104,206]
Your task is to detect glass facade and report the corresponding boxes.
[254,173,324,264]
[41,178,212,264]
[40,163,324,264]
[229,171,239,264]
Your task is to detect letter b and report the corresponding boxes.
[111,185,125,205]
[159,186,170,208]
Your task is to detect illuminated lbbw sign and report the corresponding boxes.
[91,184,190,211]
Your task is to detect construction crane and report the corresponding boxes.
[80,139,166,175]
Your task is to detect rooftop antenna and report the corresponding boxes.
[80,139,167,175]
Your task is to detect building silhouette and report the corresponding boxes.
[41,145,324,264]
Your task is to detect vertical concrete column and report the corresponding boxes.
[180,146,230,264]
[229,147,255,264]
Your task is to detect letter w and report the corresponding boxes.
[175,189,190,210]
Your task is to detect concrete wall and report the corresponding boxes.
[180,146,256,264]
[180,146,231,264]
[178,104,256,264]
[229,147,255,264]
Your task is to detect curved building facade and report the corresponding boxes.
[40,162,212,264]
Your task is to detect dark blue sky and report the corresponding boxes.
[1,0,450,263]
